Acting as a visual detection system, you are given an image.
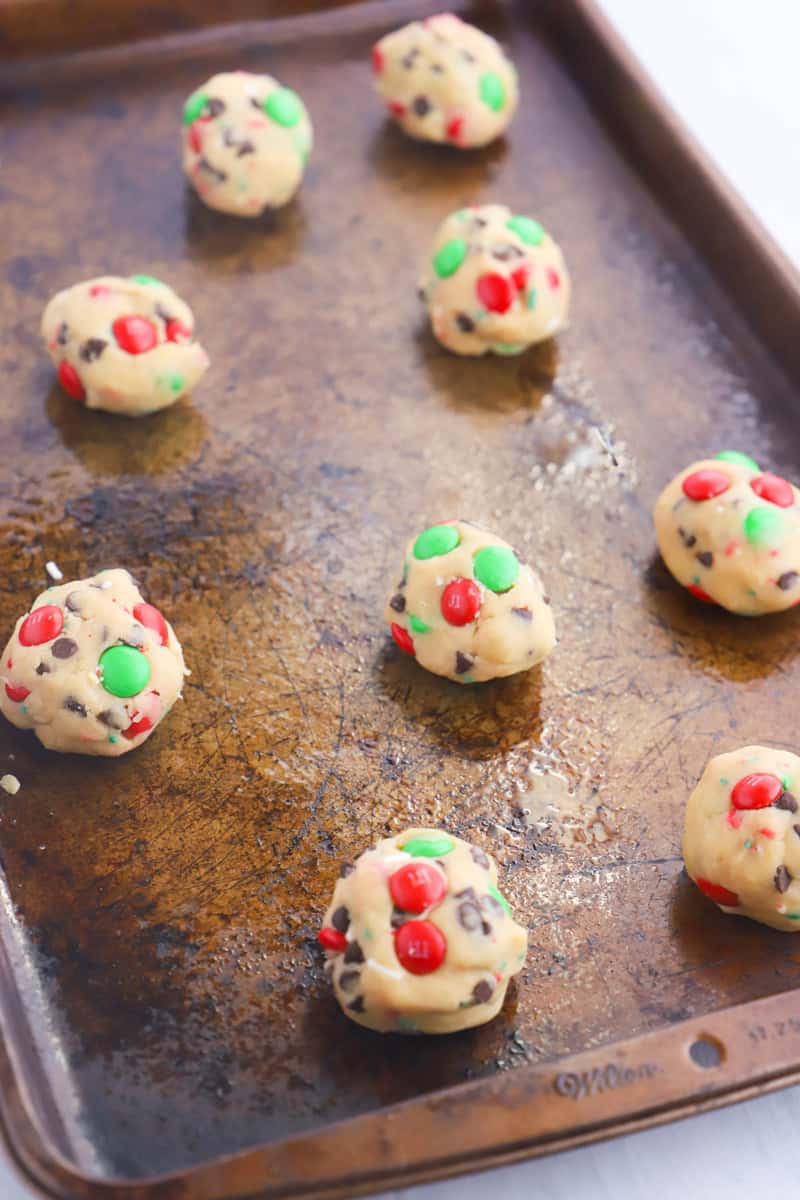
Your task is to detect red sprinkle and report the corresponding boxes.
[388,101,406,117]
[112,315,158,355]
[440,577,481,626]
[389,862,446,914]
[687,584,716,604]
[682,469,731,502]
[371,45,384,74]
[133,603,169,646]
[723,541,739,557]
[318,928,347,953]
[731,772,783,811]
[726,809,742,829]
[57,361,85,403]
[4,683,30,703]
[188,122,203,154]
[391,623,415,656]
[750,473,794,508]
[476,272,515,314]
[759,827,776,839]
[89,285,112,298]
[696,877,739,907]
[446,114,465,143]
[546,267,560,290]
[394,919,447,974]
[511,265,529,293]
[165,319,192,344]
[19,606,64,647]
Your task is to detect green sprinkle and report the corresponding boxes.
[488,884,511,916]
[401,833,455,857]
[474,545,520,593]
[492,342,528,356]
[692,575,701,586]
[787,914,800,921]
[479,71,506,112]
[130,274,164,287]
[433,238,467,279]
[453,209,470,222]
[744,839,752,849]
[716,450,760,472]
[294,124,313,163]
[413,524,460,560]
[183,91,209,125]
[109,735,119,744]
[744,506,784,546]
[782,777,793,792]
[19,705,27,715]
[720,777,729,786]
[396,1016,418,1032]
[746,588,758,598]
[99,645,150,698]
[408,614,431,634]
[527,288,538,309]
[506,215,545,246]
[264,87,303,128]
[168,374,185,394]
[462,675,475,683]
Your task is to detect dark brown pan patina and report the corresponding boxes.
[0,1,799,1196]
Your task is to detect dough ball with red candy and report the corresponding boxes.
[683,746,800,931]
[0,569,186,756]
[182,71,312,216]
[42,275,209,417]
[319,828,528,1034]
[654,451,800,614]
[372,13,518,148]
[385,519,555,683]
[420,204,570,356]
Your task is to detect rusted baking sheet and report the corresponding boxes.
[0,1,799,1197]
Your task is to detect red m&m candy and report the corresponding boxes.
[476,272,514,314]
[4,683,30,703]
[134,603,169,646]
[166,319,192,344]
[188,123,203,154]
[371,45,384,74]
[687,584,717,605]
[510,265,529,293]
[394,920,446,974]
[545,266,560,290]
[318,927,348,953]
[750,473,794,508]
[440,578,481,626]
[731,773,782,810]
[19,606,64,647]
[58,361,85,402]
[112,316,158,355]
[682,469,730,502]
[390,862,446,913]
[446,114,465,143]
[696,877,739,907]
[391,623,415,656]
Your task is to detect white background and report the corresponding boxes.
[2,1,799,1196]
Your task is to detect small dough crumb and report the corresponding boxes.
[319,827,528,1033]
[0,775,20,796]
[372,13,518,148]
[683,745,800,930]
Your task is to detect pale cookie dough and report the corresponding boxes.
[420,204,570,356]
[372,13,518,147]
[319,827,528,1033]
[0,569,186,757]
[42,275,209,417]
[683,746,800,931]
[182,71,313,216]
[385,520,555,683]
[654,452,800,615]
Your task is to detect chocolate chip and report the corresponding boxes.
[97,709,126,730]
[462,50,476,63]
[65,591,83,614]
[778,571,799,591]
[454,886,477,901]
[331,906,349,933]
[543,595,551,605]
[490,243,524,261]
[412,95,431,117]
[64,697,87,717]
[236,139,255,158]
[402,52,417,68]
[470,847,490,870]
[343,941,364,964]
[775,865,792,893]
[456,313,475,333]
[56,322,69,345]
[696,551,714,568]
[79,338,107,363]
[472,979,494,1004]
[472,216,487,227]
[511,606,533,621]
[390,593,406,613]
[338,970,360,992]
[35,662,50,676]
[455,651,474,675]
[51,637,77,659]
[481,894,504,921]
[198,156,227,183]
[775,792,798,813]
[206,97,226,117]
[339,863,354,878]
[794,825,800,839]
[457,901,483,933]
[678,526,697,549]
[250,97,263,111]
[155,304,173,324]
[347,995,365,1013]
[390,907,410,929]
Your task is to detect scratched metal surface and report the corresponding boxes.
[0,0,799,1183]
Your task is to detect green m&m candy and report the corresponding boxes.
[183,91,209,125]
[130,274,164,287]
[716,450,761,472]
[433,238,467,279]
[743,507,784,546]
[488,884,511,916]
[479,71,506,112]
[400,833,455,858]
[506,215,544,246]
[413,524,460,560]
[264,87,303,128]
[99,645,151,698]
[473,545,519,593]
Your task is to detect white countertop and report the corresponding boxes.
[2,2,799,1197]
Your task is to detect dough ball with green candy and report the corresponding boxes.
[683,746,800,931]
[182,72,313,216]
[42,275,209,417]
[371,12,518,148]
[0,569,186,756]
[319,828,528,1034]
[386,519,555,683]
[654,452,800,614]
[420,204,570,356]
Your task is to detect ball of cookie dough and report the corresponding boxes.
[683,746,800,931]
[319,827,527,1033]
[0,569,186,756]
[385,520,555,683]
[371,13,518,147]
[654,453,800,615]
[420,204,570,356]
[182,71,312,216]
[42,275,209,417]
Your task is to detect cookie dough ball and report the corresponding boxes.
[420,204,570,356]
[371,13,518,147]
[683,746,800,931]
[319,828,527,1033]
[385,520,555,683]
[655,452,800,615]
[0,569,186,756]
[182,71,312,216]
[42,275,209,417]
